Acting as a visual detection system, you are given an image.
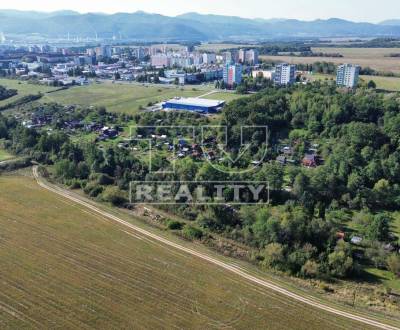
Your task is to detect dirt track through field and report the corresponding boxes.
[32,166,399,330]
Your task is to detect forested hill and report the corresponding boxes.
[1,10,400,40]
[223,82,400,211]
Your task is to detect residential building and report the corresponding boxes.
[151,54,171,67]
[274,63,296,85]
[95,45,112,58]
[131,47,146,61]
[238,49,259,65]
[336,64,360,88]
[201,68,223,81]
[238,49,246,64]
[74,55,95,66]
[252,70,274,80]
[192,53,203,66]
[245,49,259,65]
[202,53,216,64]
[223,64,242,87]
[222,51,233,64]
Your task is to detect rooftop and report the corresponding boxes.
[164,97,225,108]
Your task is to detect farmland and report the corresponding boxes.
[196,43,255,52]
[260,47,400,74]
[0,173,387,329]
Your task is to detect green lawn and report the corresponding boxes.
[42,83,212,114]
[0,78,58,108]
[203,91,250,103]
[0,78,243,114]
[306,73,400,92]
[0,148,13,161]
[360,75,400,92]
[363,268,400,293]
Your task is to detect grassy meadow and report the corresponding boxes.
[42,83,209,114]
[0,148,13,161]
[0,173,383,329]
[0,78,58,108]
[203,91,250,102]
[306,73,400,92]
[0,78,243,114]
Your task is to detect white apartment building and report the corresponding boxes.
[336,64,360,88]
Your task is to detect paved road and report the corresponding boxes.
[32,166,399,330]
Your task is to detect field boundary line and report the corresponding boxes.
[32,166,399,330]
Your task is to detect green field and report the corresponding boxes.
[42,83,208,113]
[0,78,247,114]
[42,82,243,114]
[203,91,250,102]
[0,78,58,108]
[196,43,256,52]
[360,75,400,92]
[0,149,13,161]
[261,47,400,74]
[0,174,383,329]
[306,73,400,91]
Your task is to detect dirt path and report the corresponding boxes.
[32,166,399,330]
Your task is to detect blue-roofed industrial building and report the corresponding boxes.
[162,97,225,114]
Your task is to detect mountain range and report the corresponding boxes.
[1,10,400,41]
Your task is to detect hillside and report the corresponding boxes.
[1,11,400,40]
[380,19,400,26]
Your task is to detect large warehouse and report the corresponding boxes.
[162,97,225,113]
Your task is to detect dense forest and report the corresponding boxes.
[1,81,400,281]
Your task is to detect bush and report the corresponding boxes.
[301,260,320,278]
[84,182,104,197]
[182,226,203,240]
[87,173,114,185]
[166,220,184,230]
[67,178,83,189]
[101,186,128,206]
[386,254,400,277]
[261,243,285,270]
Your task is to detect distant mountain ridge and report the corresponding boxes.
[380,19,400,26]
[1,10,400,41]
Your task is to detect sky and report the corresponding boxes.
[0,0,399,23]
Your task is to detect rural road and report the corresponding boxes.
[32,166,399,330]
